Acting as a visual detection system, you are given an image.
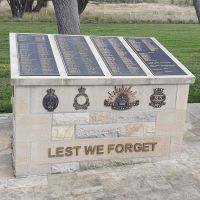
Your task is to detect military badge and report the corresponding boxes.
[43,88,59,112]
[104,86,139,110]
[73,87,90,110]
[149,88,166,108]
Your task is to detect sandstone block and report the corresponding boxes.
[90,112,111,124]
[14,87,30,114]
[15,114,52,142]
[127,123,144,137]
[156,110,186,135]
[170,135,183,153]
[176,85,189,110]
[144,122,156,136]
[52,126,74,141]
[15,142,31,165]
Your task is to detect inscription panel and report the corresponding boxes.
[91,37,146,76]
[125,38,186,76]
[31,137,170,164]
[55,35,104,76]
[17,34,59,76]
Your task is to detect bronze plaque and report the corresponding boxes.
[55,35,104,76]
[91,37,146,76]
[125,38,186,76]
[17,34,59,76]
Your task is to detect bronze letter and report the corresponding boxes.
[125,143,133,153]
[108,144,115,154]
[73,146,81,156]
[65,147,73,157]
[84,145,96,155]
[142,143,150,152]
[56,147,64,157]
[97,145,104,154]
[115,144,124,153]
[48,148,56,158]
[134,143,142,152]
[151,142,157,151]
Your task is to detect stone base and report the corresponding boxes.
[12,84,189,177]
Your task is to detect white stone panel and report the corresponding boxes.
[53,113,89,125]
[75,124,127,139]
[51,162,80,173]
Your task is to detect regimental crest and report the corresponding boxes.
[104,86,139,110]
[149,88,166,108]
[73,86,90,110]
[43,88,59,112]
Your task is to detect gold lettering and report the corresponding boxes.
[65,147,73,157]
[142,143,150,152]
[97,145,104,154]
[74,146,81,156]
[115,144,124,153]
[134,143,143,152]
[56,147,64,157]
[108,144,115,153]
[125,143,133,153]
[151,142,157,151]
[84,145,96,155]
[48,148,55,158]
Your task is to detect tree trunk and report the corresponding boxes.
[78,0,88,15]
[52,0,81,35]
[25,0,34,12]
[7,0,27,18]
[194,0,200,23]
[33,0,48,12]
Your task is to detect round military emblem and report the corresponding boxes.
[149,88,166,108]
[43,88,59,112]
[73,87,90,110]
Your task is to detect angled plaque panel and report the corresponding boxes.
[91,37,146,76]
[55,35,104,76]
[17,34,59,76]
[125,38,186,76]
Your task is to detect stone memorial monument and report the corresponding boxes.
[10,33,195,177]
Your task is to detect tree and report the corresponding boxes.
[78,0,89,15]
[33,0,48,12]
[7,0,27,18]
[25,0,48,12]
[52,0,89,34]
[25,0,34,12]
[194,0,200,23]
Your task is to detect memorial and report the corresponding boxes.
[10,33,195,177]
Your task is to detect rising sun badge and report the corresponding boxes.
[104,86,139,110]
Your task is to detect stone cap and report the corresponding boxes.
[10,33,195,86]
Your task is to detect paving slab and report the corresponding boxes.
[0,104,200,199]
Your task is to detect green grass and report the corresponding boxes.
[0,22,200,113]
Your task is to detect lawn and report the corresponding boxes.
[0,22,200,113]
